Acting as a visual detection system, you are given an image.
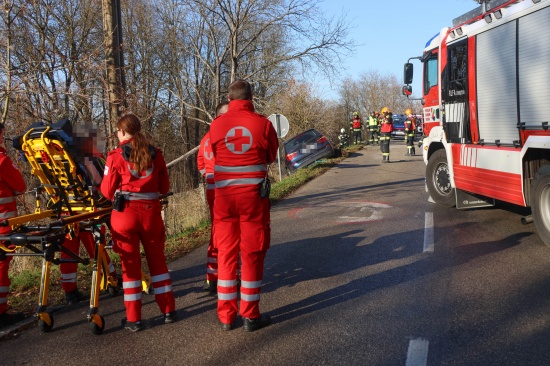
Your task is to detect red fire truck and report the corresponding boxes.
[403,0,550,246]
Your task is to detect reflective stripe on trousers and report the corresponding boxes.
[123,280,142,302]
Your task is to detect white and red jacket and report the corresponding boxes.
[0,146,25,223]
[209,100,278,195]
[0,146,25,314]
[197,131,215,190]
[100,139,169,200]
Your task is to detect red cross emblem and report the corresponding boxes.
[225,127,252,154]
[204,138,213,160]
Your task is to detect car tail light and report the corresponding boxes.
[317,136,327,144]
[286,151,298,161]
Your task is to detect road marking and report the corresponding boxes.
[287,201,392,224]
[406,338,429,366]
[423,212,434,253]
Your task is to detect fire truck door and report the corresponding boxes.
[443,40,470,144]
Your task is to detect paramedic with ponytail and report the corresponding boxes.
[101,113,176,332]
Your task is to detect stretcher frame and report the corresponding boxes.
[0,120,118,334]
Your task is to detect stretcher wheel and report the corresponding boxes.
[89,314,105,335]
[108,285,120,296]
[37,313,54,333]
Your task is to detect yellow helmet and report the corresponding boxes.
[405,108,412,116]
[380,107,390,115]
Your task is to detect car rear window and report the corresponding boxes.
[285,130,319,147]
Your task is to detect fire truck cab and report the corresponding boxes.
[404,0,550,246]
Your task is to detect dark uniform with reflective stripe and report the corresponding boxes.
[380,113,393,163]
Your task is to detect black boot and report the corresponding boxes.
[243,314,272,332]
[65,289,86,305]
[203,280,217,295]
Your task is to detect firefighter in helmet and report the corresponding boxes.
[380,110,393,163]
[338,128,349,148]
[404,112,417,156]
[368,111,380,145]
[350,112,362,145]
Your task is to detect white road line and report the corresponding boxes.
[423,212,434,253]
[406,338,429,366]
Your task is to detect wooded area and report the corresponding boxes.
[0,0,420,211]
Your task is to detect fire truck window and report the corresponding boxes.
[449,44,467,92]
[424,56,438,95]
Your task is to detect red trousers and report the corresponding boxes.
[205,188,218,283]
[214,190,270,324]
[0,226,11,314]
[111,200,175,322]
[60,227,115,293]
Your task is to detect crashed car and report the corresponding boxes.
[283,128,333,173]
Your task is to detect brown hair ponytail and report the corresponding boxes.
[117,113,152,172]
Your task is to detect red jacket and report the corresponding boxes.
[100,139,169,200]
[0,146,26,221]
[380,117,394,133]
[209,100,278,195]
[197,131,215,188]
[351,117,361,130]
[405,117,416,132]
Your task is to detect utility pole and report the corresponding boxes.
[101,0,126,139]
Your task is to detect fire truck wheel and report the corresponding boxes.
[531,165,550,247]
[426,149,455,207]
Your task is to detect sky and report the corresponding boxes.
[314,0,481,99]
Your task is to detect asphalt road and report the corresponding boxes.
[2,141,550,365]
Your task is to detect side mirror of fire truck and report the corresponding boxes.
[404,63,414,84]
[402,85,412,96]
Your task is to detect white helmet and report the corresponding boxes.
[340,128,345,133]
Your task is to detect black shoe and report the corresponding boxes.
[220,321,233,331]
[0,312,25,328]
[164,311,177,324]
[203,280,217,295]
[121,318,143,332]
[243,314,272,332]
[65,289,86,305]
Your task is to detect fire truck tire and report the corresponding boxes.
[531,165,550,247]
[426,149,455,207]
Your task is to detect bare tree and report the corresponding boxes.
[339,70,423,120]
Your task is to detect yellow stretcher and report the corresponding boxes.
[0,119,153,335]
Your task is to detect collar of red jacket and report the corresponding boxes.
[119,138,133,147]
[0,146,5,153]
[228,99,255,112]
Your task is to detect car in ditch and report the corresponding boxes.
[283,128,334,173]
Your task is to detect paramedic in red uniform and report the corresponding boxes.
[62,132,118,304]
[101,113,176,332]
[60,227,117,304]
[0,122,26,328]
[197,101,229,294]
[210,79,278,332]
